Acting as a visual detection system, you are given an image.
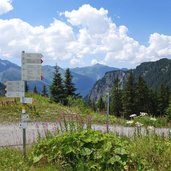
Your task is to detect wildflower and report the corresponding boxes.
[147,126,155,130]
[140,112,148,116]
[126,120,134,125]
[135,122,143,127]
[130,114,137,118]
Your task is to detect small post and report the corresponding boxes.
[21,96,26,158]
[23,127,26,158]
[106,92,110,133]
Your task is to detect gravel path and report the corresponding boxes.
[0,123,171,147]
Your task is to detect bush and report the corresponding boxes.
[30,130,130,170]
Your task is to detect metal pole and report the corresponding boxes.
[21,88,26,158]
[106,92,109,133]
[23,127,26,158]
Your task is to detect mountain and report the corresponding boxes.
[0,59,21,82]
[71,63,120,81]
[71,64,121,96]
[0,59,117,96]
[88,58,171,102]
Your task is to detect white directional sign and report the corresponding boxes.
[21,51,43,80]
[21,114,29,122]
[5,81,25,97]
[19,122,28,129]
[20,97,33,104]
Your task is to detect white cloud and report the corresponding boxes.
[0,18,75,61]
[0,4,171,68]
[0,0,13,15]
[64,4,110,35]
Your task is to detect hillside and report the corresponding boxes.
[0,93,125,125]
[88,58,171,101]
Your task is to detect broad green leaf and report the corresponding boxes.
[33,154,44,163]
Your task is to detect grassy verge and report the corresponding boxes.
[0,93,170,128]
[1,129,171,171]
[0,93,126,125]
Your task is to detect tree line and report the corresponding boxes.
[95,72,170,118]
[50,65,78,105]
[31,65,78,105]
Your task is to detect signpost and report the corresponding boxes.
[21,51,43,81]
[21,51,43,158]
[5,51,43,158]
[5,81,25,97]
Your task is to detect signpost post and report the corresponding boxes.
[20,51,43,158]
[5,51,43,158]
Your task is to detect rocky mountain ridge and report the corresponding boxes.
[88,58,171,101]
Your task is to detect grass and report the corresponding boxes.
[128,135,171,171]
[0,93,170,128]
[0,93,126,125]
[1,130,171,171]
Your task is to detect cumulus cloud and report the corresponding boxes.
[0,4,171,67]
[0,18,75,60]
[0,0,13,15]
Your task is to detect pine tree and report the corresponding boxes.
[110,77,123,117]
[158,84,170,115]
[122,71,136,118]
[64,68,77,97]
[42,84,48,97]
[148,90,159,115]
[0,82,5,96]
[33,85,38,94]
[50,65,65,104]
[166,95,171,119]
[135,76,149,114]
[97,96,105,112]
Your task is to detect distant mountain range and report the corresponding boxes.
[0,58,120,96]
[88,58,171,101]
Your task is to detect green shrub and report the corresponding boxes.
[132,116,168,127]
[30,130,130,171]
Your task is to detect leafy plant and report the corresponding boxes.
[30,130,130,170]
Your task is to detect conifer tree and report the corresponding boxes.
[158,84,170,115]
[33,85,38,94]
[64,68,77,97]
[50,65,65,104]
[0,82,5,96]
[122,71,136,118]
[42,84,48,97]
[97,96,105,112]
[148,90,159,115]
[135,76,149,113]
[166,95,171,119]
[110,77,123,117]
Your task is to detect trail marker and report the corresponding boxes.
[21,51,43,80]
[5,81,25,97]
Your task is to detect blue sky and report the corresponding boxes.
[0,0,171,68]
